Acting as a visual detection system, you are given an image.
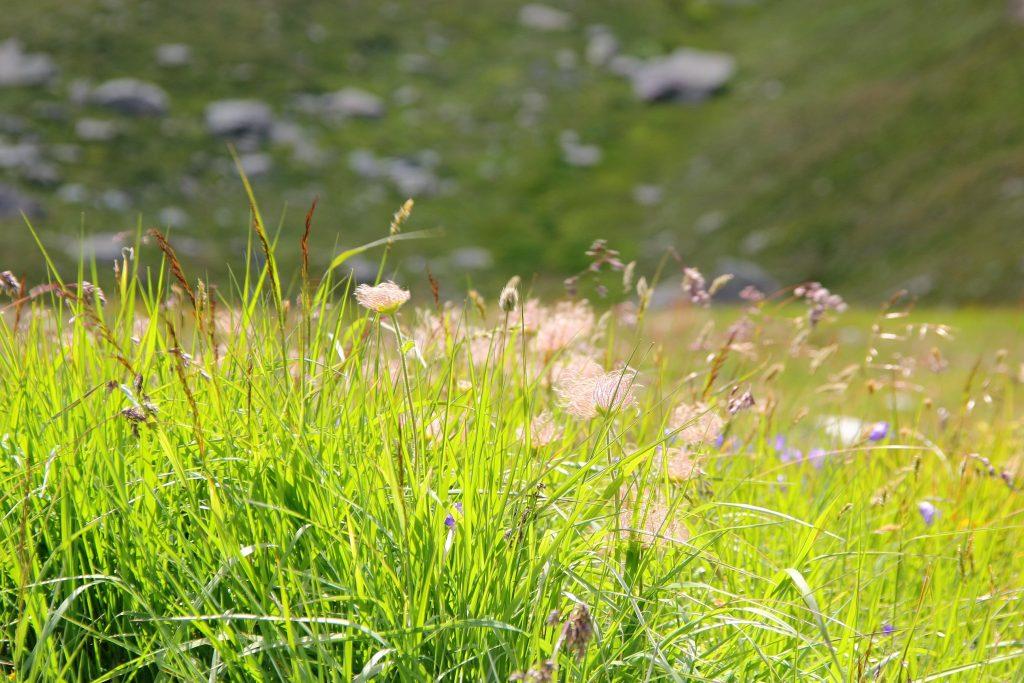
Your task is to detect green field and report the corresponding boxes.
[2,0,1024,300]
[1,219,1022,680]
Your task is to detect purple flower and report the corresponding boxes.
[807,448,826,468]
[444,501,464,529]
[780,447,803,464]
[917,501,937,526]
[868,421,889,442]
[774,435,787,451]
[714,433,725,449]
[881,623,895,636]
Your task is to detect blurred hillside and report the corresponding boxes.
[1,0,1023,301]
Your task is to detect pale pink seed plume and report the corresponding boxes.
[532,300,595,356]
[524,411,563,447]
[671,402,725,446]
[621,496,690,546]
[557,366,639,420]
[354,281,410,313]
[653,447,702,482]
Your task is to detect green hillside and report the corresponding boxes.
[2,0,1023,301]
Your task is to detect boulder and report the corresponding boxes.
[518,4,572,31]
[155,43,192,68]
[204,99,273,139]
[0,182,42,218]
[75,118,120,142]
[585,26,619,66]
[559,130,601,167]
[0,39,57,87]
[631,48,735,103]
[90,78,170,116]
[321,87,385,119]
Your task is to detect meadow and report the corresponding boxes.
[1,198,1023,681]
[3,0,1024,300]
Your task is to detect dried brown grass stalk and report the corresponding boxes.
[148,228,197,310]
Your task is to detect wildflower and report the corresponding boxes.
[354,281,410,314]
[444,501,464,529]
[520,411,563,447]
[917,501,938,526]
[585,239,624,272]
[558,367,638,420]
[509,660,555,682]
[532,301,595,356]
[79,281,107,305]
[867,421,889,441]
[739,285,764,302]
[622,496,690,545]
[726,387,755,415]
[682,267,710,306]
[499,275,520,313]
[653,447,702,482]
[807,448,827,468]
[0,271,20,296]
[560,604,594,660]
[670,403,724,446]
[794,281,846,326]
[881,623,895,636]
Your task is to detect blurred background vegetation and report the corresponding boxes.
[1,0,1023,302]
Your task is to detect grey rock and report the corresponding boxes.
[713,258,780,301]
[271,121,325,167]
[313,87,386,120]
[99,189,131,211]
[559,130,601,167]
[0,39,57,87]
[0,182,42,218]
[388,158,438,196]
[90,78,170,116]
[347,149,440,197]
[65,232,130,261]
[57,183,88,204]
[0,114,27,135]
[450,247,493,270]
[204,99,273,139]
[157,205,189,228]
[155,43,192,68]
[695,210,725,234]
[585,26,619,66]
[631,48,735,103]
[632,184,663,207]
[21,162,60,186]
[325,87,385,119]
[0,142,41,170]
[75,118,120,142]
[518,3,572,31]
[238,152,272,178]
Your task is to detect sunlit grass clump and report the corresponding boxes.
[1,202,1022,681]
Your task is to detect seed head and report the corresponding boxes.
[355,281,410,314]
[682,267,710,306]
[0,271,20,296]
[560,604,594,660]
[499,276,520,313]
[79,281,107,305]
[671,403,724,446]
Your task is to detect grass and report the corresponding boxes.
[2,0,1024,300]
[1,199,1023,680]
